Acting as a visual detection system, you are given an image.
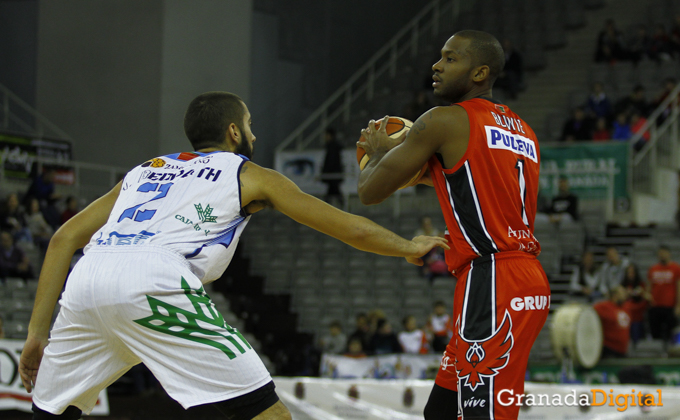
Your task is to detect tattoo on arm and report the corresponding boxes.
[239,164,248,188]
[411,110,433,136]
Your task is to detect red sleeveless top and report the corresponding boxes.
[428,98,541,274]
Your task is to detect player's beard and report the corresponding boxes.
[235,135,253,160]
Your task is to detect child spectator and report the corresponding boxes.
[591,117,610,141]
[570,251,602,301]
[398,315,429,354]
[611,113,632,141]
[368,319,402,355]
[647,245,680,343]
[318,320,347,355]
[61,196,80,224]
[428,301,452,352]
[621,264,650,346]
[0,231,33,279]
[593,286,631,358]
[344,337,367,358]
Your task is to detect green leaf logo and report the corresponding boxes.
[195,204,217,223]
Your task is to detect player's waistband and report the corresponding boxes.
[458,250,537,272]
[85,244,192,271]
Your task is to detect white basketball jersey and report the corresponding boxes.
[86,151,250,282]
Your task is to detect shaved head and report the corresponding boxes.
[454,30,505,84]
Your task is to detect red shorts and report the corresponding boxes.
[435,251,550,420]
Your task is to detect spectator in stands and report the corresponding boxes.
[24,167,61,229]
[570,251,602,301]
[593,286,631,358]
[368,319,402,355]
[586,82,613,121]
[615,85,649,118]
[318,320,347,355]
[611,113,632,141]
[595,19,627,63]
[403,91,433,122]
[598,247,630,295]
[0,192,30,244]
[60,196,79,224]
[321,128,343,207]
[547,177,579,224]
[398,315,429,354]
[495,39,523,100]
[627,25,652,64]
[347,312,371,352]
[621,264,650,346]
[344,337,367,358]
[0,231,33,280]
[367,308,387,338]
[591,117,611,141]
[25,197,54,252]
[647,245,680,343]
[648,23,673,62]
[561,107,593,142]
[653,78,679,125]
[427,301,452,352]
[630,111,651,152]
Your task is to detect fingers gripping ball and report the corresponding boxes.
[357,116,427,189]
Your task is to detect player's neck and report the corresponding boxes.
[459,87,493,103]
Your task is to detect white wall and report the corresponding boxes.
[634,168,679,225]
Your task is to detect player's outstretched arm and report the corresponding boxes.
[357,108,466,205]
[20,182,121,392]
[239,162,448,260]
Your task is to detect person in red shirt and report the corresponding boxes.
[358,30,549,420]
[621,264,651,346]
[594,286,631,357]
[647,245,680,342]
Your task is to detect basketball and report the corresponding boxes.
[356,116,427,189]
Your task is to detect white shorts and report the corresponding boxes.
[33,246,272,415]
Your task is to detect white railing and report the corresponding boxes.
[631,84,680,196]
[276,0,460,153]
[0,84,74,142]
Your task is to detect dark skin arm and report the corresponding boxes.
[239,161,449,260]
[357,106,470,205]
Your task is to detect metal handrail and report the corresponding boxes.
[632,83,680,166]
[276,0,459,153]
[0,83,74,142]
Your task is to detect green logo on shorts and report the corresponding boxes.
[134,277,251,359]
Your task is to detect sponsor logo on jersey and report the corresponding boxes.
[485,126,537,162]
[456,311,514,391]
[494,104,507,114]
[195,203,217,223]
[177,152,200,161]
[141,158,166,168]
[510,295,550,311]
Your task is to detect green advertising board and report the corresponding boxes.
[540,142,630,201]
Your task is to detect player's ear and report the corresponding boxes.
[472,65,490,83]
[226,123,241,147]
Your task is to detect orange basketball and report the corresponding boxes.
[356,116,427,189]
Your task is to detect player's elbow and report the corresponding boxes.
[358,186,386,206]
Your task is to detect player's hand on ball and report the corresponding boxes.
[358,115,408,159]
[406,235,450,266]
[19,335,48,393]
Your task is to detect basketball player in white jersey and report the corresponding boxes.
[19,92,448,420]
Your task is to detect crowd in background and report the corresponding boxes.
[571,245,680,358]
[595,16,680,65]
[0,167,81,282]
[317,301,453,357]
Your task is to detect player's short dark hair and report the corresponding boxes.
[184,92,246,151]
[454,30,505,85]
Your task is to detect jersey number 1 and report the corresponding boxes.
[118,182,174,223]
[515,159,529,226]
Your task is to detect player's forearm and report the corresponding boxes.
[357,152,392,205]
[336,215,418,257]
[27,230,84,338]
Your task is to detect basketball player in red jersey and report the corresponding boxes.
[358,30,550,420]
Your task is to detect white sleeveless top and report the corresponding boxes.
[86,151,250,282]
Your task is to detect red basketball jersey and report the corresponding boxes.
[428,98,541,274]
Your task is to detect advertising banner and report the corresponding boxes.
[0,339,109,415]
[539,142,629,200]
[0,133,73,184]
[320,354,442,379]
